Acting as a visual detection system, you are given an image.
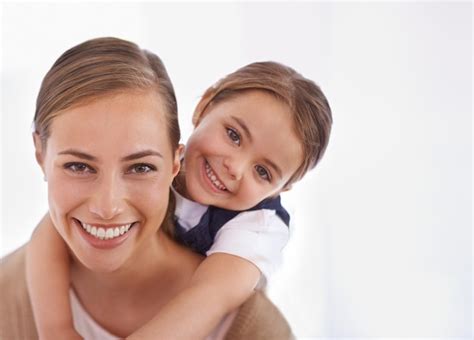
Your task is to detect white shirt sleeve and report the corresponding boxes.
[206,209,290,282]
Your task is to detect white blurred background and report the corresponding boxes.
[1,2,472,339]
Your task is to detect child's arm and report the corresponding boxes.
[26,213,82,340]
[128,253,260,340]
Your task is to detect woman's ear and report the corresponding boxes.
[33,132,46,176]
[172,144,184,177]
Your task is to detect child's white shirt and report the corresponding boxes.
[173,188,290,282]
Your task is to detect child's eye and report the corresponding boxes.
[126,163,157,174]
[226,128,241,146]
[64,162,96,174]
[255,165,271,182]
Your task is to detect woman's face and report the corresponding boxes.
[35,91,180,273]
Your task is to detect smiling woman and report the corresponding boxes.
[0,37,292,339]
[36,91,178,273]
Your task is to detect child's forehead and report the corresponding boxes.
[208,91,304,179]
[209,90,291,120]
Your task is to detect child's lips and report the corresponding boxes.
[204,160,231,193]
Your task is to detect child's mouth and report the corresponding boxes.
[204,161,228,192]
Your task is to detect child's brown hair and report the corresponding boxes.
[193,61,332,186]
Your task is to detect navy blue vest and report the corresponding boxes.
[174,196,290,255]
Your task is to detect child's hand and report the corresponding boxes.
[27,214,80,340]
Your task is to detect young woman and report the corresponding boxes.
[0,37,293,340]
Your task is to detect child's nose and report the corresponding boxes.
[223,157,245,181]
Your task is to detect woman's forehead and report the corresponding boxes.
[47,92,172,157]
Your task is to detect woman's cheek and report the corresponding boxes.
[128,177,171,217]
[47,175,85,215]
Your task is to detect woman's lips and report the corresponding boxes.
[73,218,136,250]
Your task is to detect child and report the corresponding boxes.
[26,61,332,339]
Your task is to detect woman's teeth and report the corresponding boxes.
[205,162,227,191]
[81,222,132,240]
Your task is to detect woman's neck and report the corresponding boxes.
[69,231,203,336]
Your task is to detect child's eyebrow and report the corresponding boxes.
[230,116,252,142]
[229,115,283,180]
[264,158,283,179]
[57,149,163,161]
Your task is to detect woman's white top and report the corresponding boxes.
[70,290,237,340]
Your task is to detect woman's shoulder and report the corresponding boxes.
[0,245,294,340]
[225,291,294,340]
[0,244,39,339]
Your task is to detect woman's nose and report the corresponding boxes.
[88,175,125,220]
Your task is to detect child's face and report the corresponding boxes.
[182,90,303,211]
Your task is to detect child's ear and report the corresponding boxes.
[172,144,184,177]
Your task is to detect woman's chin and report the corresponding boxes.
[69,220,137,273]
[69,245,130,273]
[81,256,125,273]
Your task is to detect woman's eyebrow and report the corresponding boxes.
[57,149,163,161]
[58,149,96,161]
[121,150,163,161]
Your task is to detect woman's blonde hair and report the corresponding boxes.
[193,61,332,186]
[33,37,180,237]
[34,37,180,151]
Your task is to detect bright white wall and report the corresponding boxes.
[1,2,471,339]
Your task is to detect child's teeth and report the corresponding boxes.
[113,228,120,237]
[205,162,227,191]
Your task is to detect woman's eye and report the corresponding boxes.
[127,163,156,174]
[255,165,271,182]
[64,162,95,174]
[226,128,241,146]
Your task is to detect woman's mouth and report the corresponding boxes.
[74,218,135,240]
[204,161,227,191]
